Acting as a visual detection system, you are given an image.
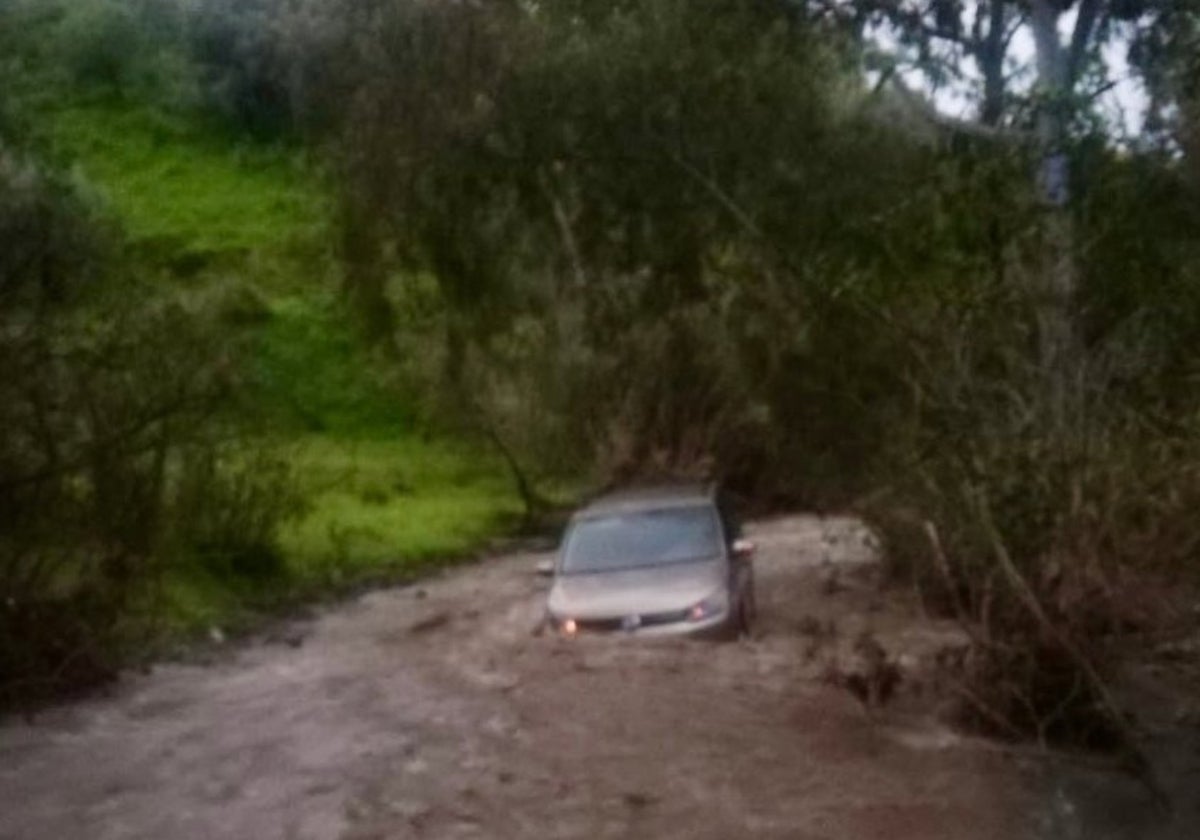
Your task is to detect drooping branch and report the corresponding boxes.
[887,72,1034,143]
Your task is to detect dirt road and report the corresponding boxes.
[0,516,1183,839]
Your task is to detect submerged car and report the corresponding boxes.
[541,484,756,639]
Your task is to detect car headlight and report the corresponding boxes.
[687,592,727,622]
[547,612,578,635]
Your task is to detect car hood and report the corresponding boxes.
[547,559,725,619]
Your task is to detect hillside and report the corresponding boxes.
[12,64,521,638]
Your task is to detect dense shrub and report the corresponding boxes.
[51,0,194,105]
[171,445,306,580]
[0,150,301,706]
[185,0,302,138]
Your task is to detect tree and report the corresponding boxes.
[809,1,1193,424]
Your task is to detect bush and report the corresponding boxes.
[171,445,306,580]
[0,150,302,705]
[185,0,299,138]
[861,260,1200,749]
[52,0,194,105]
[57,0,146,89]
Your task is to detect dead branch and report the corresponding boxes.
[974,489,1171,811]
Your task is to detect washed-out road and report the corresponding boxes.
[0,516,1186,839]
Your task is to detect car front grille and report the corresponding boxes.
[639,607,691,627]
[576,607,692,633]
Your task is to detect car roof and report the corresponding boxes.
[573,482,718,519]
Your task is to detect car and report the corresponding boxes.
[540,483,756,639]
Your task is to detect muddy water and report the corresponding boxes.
[0,515,1191,839]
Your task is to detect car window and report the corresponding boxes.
[561,505,721,574]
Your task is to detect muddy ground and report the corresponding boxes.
[0,515,1194,839]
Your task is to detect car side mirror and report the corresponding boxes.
[535,559,556,577]
[732,538,756,560]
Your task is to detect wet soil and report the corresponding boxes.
[0,515,1195,839]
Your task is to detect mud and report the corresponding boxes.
[0,515,1192,839]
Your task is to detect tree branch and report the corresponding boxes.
[536,168,587,289]
[887,73,1034,144]
[1068,0,1102,86]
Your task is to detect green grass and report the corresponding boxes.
[30,92,521,635]
[160,568,249,632]
[280,437,522,582]
[247,293,521,597]
[251,293,416,435]
[46,101,327,257]
[154,436,520,635]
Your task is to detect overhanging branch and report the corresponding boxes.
[887,74,1035,144]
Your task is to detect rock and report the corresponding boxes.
[409,612,452,635]
[623,792,658,809]
[208,627,225,645]
[828,631,902,708]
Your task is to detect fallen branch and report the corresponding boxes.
[974,489,1171,811]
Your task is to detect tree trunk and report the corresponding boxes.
[1029,0,1082,429]
[977,0,1007,127]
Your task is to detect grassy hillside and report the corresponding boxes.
[47,102,324,256]
[29,92,520,633]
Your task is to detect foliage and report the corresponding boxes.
[33,0,192,106]
[277,436,520,583]
[171,445,305,580]
[0,150,299,703]
[316,0,855,482]
[305,0,1200,752]
[185,0,300,138]
[5,0,1200,751]
[1,0,522,705]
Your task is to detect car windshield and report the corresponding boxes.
[561,505,721,574]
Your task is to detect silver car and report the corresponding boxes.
[541,484,756,639]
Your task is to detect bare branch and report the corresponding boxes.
[975,489,1171,809]
[1068,0,1102,85]
[1002,10,1027,49]
[656,142,765,240]
[536,168,586,289]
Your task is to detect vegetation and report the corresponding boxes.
[303,0,1200,757]
[2,0,1199,766]
[0,0,519,705]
